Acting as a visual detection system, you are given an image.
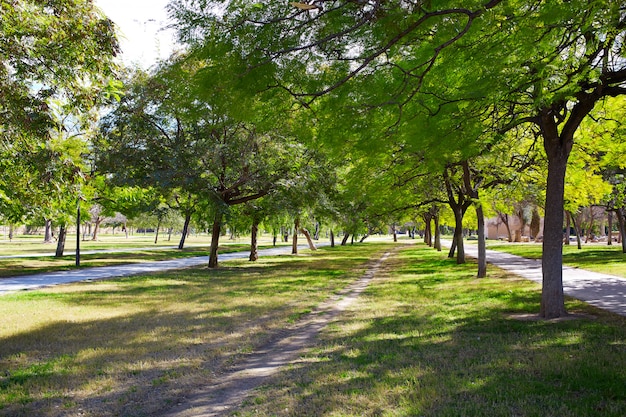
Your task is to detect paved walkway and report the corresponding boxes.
[0,245,301,295]
[455,240,626,317]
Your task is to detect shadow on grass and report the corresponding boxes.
[236,245,626,417]
[0,243,395,417]
[562,247,626,268]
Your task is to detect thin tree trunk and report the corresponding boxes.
[300,228,317,250]
[44,219,53,243]
[178,213,192,250]
[453,207,465,264]
[608,211,613,246]
[92,218,102,241]
[616,209,626,254]
[448,237,457,258]
[249,220,259,261]
[330,230,335,247]
[292,218,299,254]
[569,211,582,250]
[55,225,67,257]
[208,213,221,268]
[341,233,350,246]
[434,213,441,251]
[154,219,161,244]
[476,203,487,278]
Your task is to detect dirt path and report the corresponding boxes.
[159,250,393,417]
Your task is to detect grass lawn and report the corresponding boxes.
[235,244,626,417]
[0,234,293,278]
[0,242,625,416]
[0,243,385,417]
[485,241,626,278]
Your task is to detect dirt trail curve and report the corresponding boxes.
[159,250,394,417]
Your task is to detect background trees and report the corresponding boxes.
[167,0,626,318]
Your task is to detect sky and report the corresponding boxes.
[94,0,178,68]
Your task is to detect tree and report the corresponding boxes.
[98,59,308,267]
[170,0,626,317]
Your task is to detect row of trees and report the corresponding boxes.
[163,0,626,319]
[1,1,625,319]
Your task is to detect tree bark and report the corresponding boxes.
[476,203,487,278]
[568,211,582,250]
[92,217,102,241]
[300,227,317,250]
[208,213,221,268]
[292,218,299,254]
[44,219,53,243]
[154,219,161,244]
[448,236,457,258]
[330,230,335,247]
[424,214,432,246]
[341,233,350,246]
[498,213,512,242]
[616,208,626,254]
[452,207,465,264]
[55,225,67,257]
[249,220,259,261]
[564,212,571,245]
[178,213,192,250]
[607,211,613,246]
[540,129,570,319]
[434,212,441,251]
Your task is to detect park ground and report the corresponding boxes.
[0,236,625,416]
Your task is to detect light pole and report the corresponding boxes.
[76,194,81,267]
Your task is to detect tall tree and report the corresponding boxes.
[98,59,307,267]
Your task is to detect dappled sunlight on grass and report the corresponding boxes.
[0,243,393,416]
[487,241,626,277]
[236,244,626,417]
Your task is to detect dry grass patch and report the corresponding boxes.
[0,243,389,417]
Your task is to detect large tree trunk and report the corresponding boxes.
[208,213,221,268]
[541,131,570,319]
[300,228,317,250]
[292,218,299,254]
[178,213,192,250]
[249,220,259,261]
[55,225,67,257]
[476,203,487,278]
